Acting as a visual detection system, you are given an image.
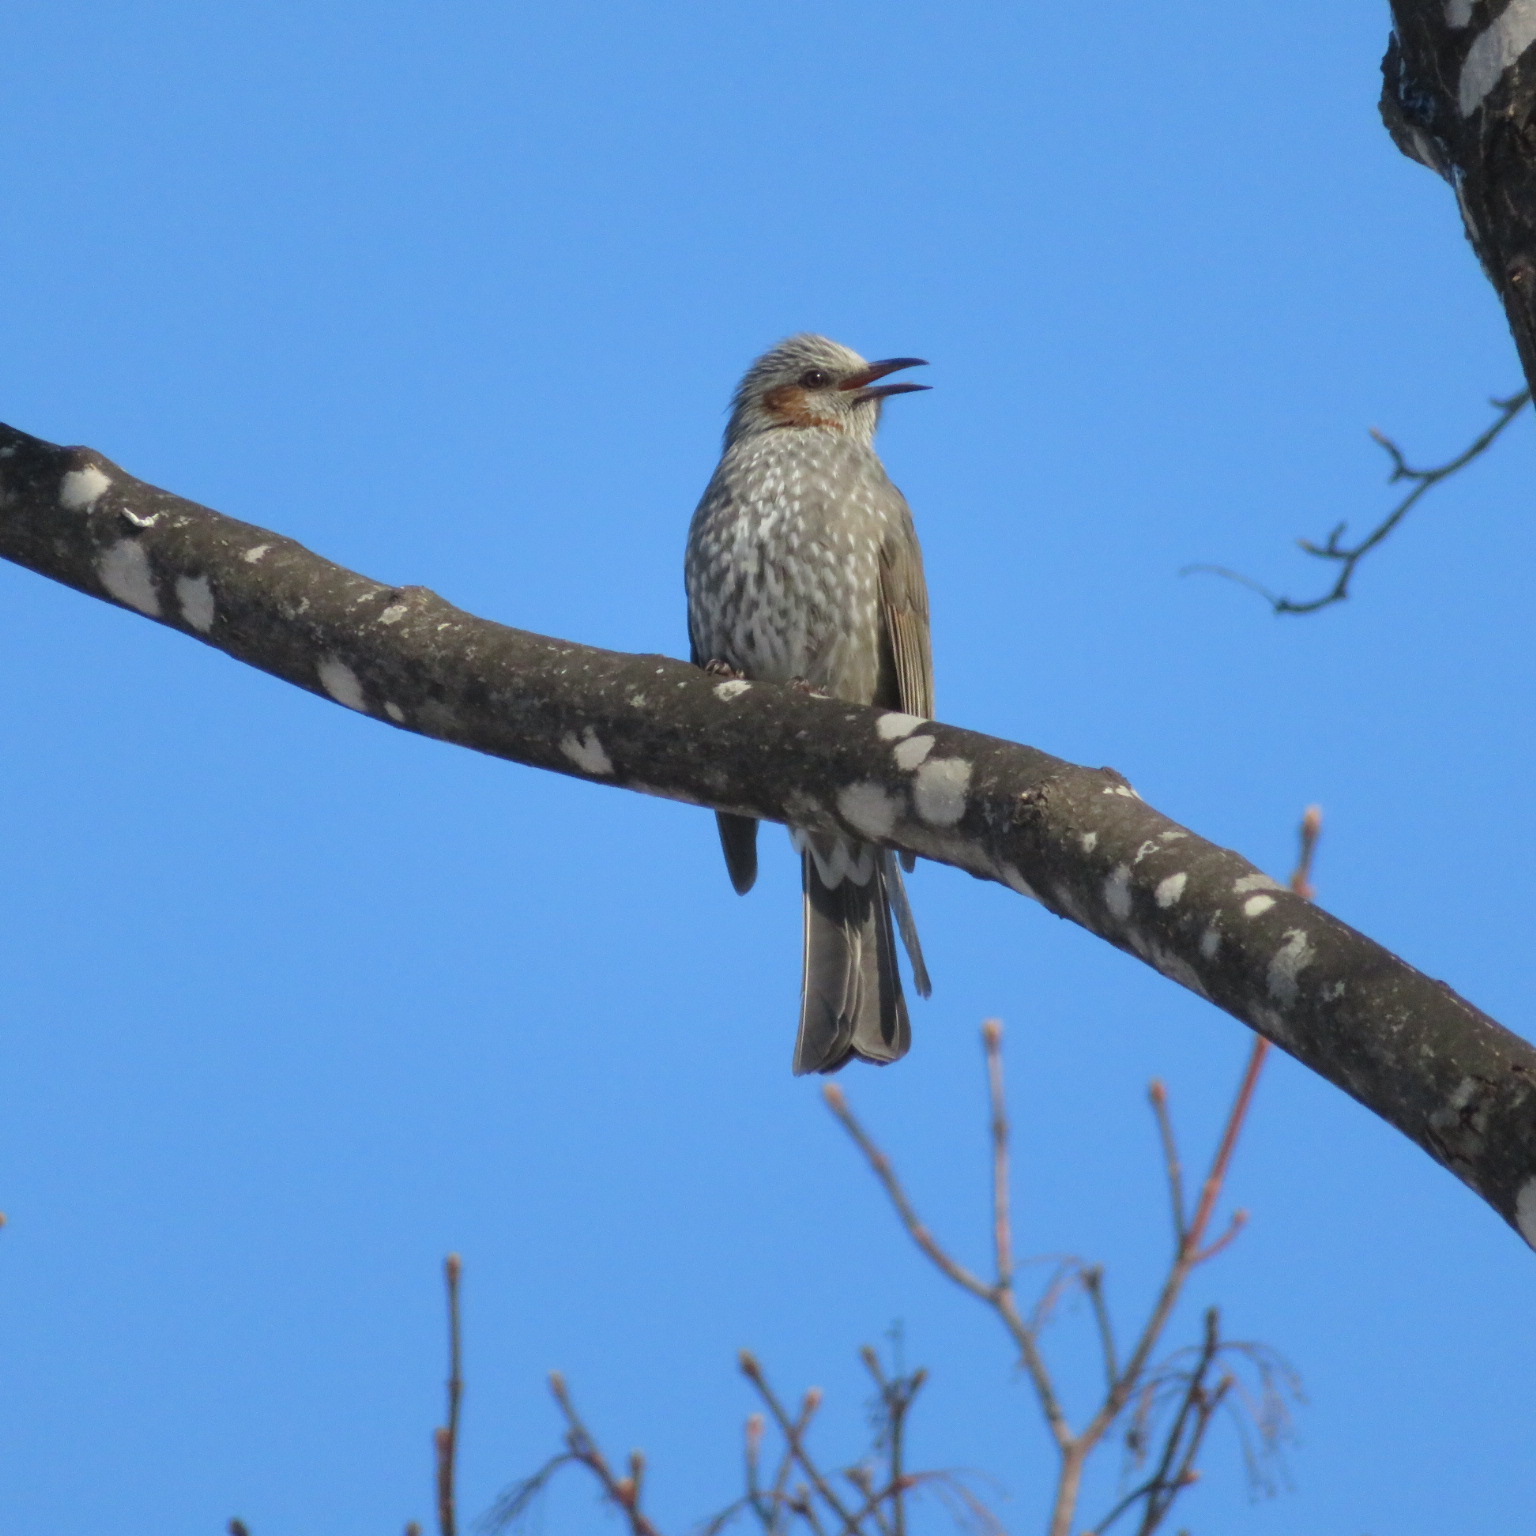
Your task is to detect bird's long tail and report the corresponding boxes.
[793,836,927,1075]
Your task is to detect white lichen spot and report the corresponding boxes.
[1445,1077,1479,1115]
[384,701,406,723]
[1155,872,1188,909]
[317,656,367,712]
[1103,864,1133,920]
[1052,883,1091,927]
[59,465,111,512]
[1080,831,1098,853]
[714,678,752,702]
[1160,829,1188,843]
[1000,863,1041,902]
[174,574,215,633]
[1459,0,1536,115]
[1266,928,1314,1006]
[837,781,898,840]
[120,507,159,529]
[629,781,702,805]
[876,711,926,740]
[1199,926,1221,959]
[1243,894,1276,918]
[1137,936,1208,998]
[893,734,935,770]
[1104,782,1140,799]
[913,757,971,826]
[559,727,613,776]
[96,540,160,616]
[1234,873,1281,894]
[1322,980,1346,1002]
[1516,1177,1536,1252]
[1250,1005,1292,1047]
[379,602,409,625]
[244,543,273,564]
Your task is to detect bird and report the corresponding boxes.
[684,333,935,1074]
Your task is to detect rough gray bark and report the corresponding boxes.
[2,420,1535,1248]
[1383,1,1536,394]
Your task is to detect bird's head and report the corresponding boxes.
[724,333,929,448]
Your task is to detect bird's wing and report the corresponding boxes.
[878,499,934,719]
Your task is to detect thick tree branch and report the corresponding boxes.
[1,421,1534,1246]
[1384,3,1536,401]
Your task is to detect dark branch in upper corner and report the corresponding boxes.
[0,418,1534,1246]
[1184,389,1529,615]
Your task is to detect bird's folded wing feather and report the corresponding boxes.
[878,506,934,719]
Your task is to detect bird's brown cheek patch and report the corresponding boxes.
[761,384,822,428]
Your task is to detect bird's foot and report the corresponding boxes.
[789,676,828,697]
[702,658,745,680]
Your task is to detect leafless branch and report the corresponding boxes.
[483,1453,577,1532]
[1290,804,1323,900]
[1083,1265,1119,1394]
[827,1001,1279,1536]
[0,422,1529,1236]
[1185,388,1530,614]
[981,1020,1013,1293]
[821,1081,1070,1450]
[545,1372,665,1536]
[436,1253,464,1536]
[739,1354,860,1532]
[1146,1081,1186,1246]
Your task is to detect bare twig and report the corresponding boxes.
[1083,1265,1120,1393]
[982,1020,1013,1292]
[514,814,1319,1536]
[1147,1081,1186,1244]
[1130,1309,1224,1536]
[739,1354,857,1532]
[547,1372,665,1536]
[1185,388,1530,613]
[435,1253,464,1536]
[1291,804,1322,900]
[821,1082,1070,1449]
[484,1454,576,1532]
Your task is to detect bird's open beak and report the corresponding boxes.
[839,357,930,402]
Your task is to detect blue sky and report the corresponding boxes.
[2,3,1533,1532]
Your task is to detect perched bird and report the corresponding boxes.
[684,334,935,1074]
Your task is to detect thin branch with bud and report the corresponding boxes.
[1185,389,1529,613]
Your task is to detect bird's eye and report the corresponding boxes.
[798,368,831,389]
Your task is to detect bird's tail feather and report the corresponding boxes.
[793,837,916,1075]
[883,851,931,998]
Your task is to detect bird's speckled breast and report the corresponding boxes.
[684,426,900,703]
